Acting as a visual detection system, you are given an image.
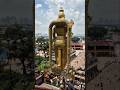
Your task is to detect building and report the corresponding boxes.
[71,42,84,50]
[112,31,120,57]
[86,31,120,90]
[86,24,116,82]
[87,40,114,57]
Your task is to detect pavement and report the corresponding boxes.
[70,50,85,70]
[35,83,60,90]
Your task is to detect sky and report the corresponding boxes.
[35,0,85,35]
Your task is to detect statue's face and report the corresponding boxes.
[59,12,64,16]
[58,8,65,20]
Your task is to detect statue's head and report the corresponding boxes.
[58,7,65,19]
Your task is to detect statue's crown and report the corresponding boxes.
[59,7,64,12]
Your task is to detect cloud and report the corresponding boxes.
[35,4,42,8]
[35,20,42,25]
[35,0,85,35]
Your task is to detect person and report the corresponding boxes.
[65,79,75,90]
[60,84,64,90]
[76,61,78,65]
[50,79,53,84]
[63,77,66,88]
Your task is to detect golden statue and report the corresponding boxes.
[48,7,74,69]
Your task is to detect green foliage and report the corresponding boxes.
[35,55,51,71]
[36,36,49,51]
[37,60,51,71]
[35,56,47,64]
[72,36,80,43]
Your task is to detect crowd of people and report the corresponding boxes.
[35,68,85,90]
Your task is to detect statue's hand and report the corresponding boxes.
[68,19,74,28]
[52,41,55,46]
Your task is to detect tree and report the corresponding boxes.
[72,37,80,43]
[36,36,49,57]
